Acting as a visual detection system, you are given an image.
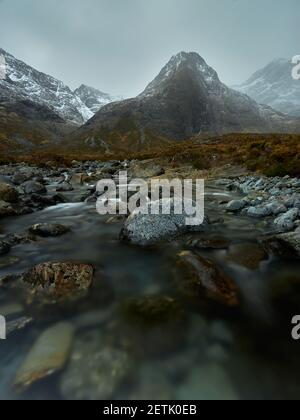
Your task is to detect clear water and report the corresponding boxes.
[0,182,300,400]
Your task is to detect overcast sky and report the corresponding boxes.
[0,0,299,97]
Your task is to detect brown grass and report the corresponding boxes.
[0,133,299,177]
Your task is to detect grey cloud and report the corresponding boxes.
[0,0,299,97]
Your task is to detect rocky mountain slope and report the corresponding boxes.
[71,52,299,152]
[0,48,94,125]
[0,48,117,125]
[0,84,73,155]
[234,59,300,117]
[74,85,119,114]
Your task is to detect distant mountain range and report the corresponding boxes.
[0,48,116,125]
[0,49,299,154]
[71,52,300,152]
[234,58,300,117]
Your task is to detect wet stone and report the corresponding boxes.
[60,331,132,400]
[21,262,94,305]
[176,251,239,307]
[29,223,71,237]
[14,322,74,391]
[226,243,268,270]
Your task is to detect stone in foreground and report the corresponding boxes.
[60,332,131,400]
[14,322,74,391]
[22,262,94,304]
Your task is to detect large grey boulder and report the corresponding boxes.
[120,198,208,246]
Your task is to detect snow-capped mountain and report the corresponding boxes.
[73,51,298,152]
[74,84,118,114]
[0,48,115,125]
[234,58,300,117]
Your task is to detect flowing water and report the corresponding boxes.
[0,180,300,400]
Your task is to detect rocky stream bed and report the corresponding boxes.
[0,159,300,400]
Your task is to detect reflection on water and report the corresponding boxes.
[0,183,300,400]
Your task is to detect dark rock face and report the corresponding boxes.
[73,52,299,149]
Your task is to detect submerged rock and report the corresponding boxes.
[122,296,184,328]
[128,366,174,400]
[29,223,71,237]
[0,182,19,203]
[60,332,131,400]
[187,237,230,250]
[120,198,208,246]
[6,317,34,336]
[261,228,300,258]
[14,322,74,391]
[176,363,238,400]
[176,251,239,307]
[22,262,94,304]
[226,243,268,270]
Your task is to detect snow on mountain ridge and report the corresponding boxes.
[0,48,117,125]
[235,58,300,117]
[74,84,119,114]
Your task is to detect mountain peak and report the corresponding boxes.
[235,57,300,117]
[140,51,220,97]
[74,84,115,114]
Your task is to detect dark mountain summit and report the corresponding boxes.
[73,52,298,151]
